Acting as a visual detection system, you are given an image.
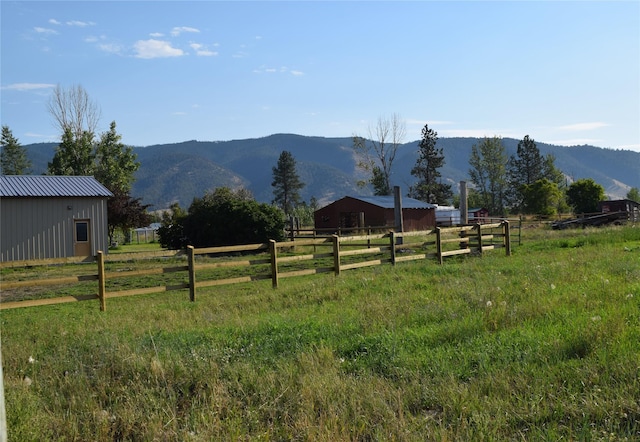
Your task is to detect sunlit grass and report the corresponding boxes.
[2,224,639,440]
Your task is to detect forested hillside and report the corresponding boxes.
[23,134,640,210]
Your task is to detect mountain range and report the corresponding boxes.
[23,134,640,210]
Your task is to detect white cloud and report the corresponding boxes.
[171,26,200,37]
[48,19,61,25]
[66,20,95,27]
[133,39,184,59]
[2,83,56,91]
[558,122,610,131]
[150,32,164,38]
[189,43,218,57]
[290,70,304,76]
[34,27,58,35]
[98,43,123,54]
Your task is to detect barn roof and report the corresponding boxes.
[345,195,435,209]
[0,175,113,198]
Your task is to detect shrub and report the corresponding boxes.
[182,187,285,247]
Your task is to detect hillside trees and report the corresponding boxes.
[353,113,406,196]
[408,123,452,204]
[158,187,285,249]
[566,178,605,214]
[468,137,508,215]
[272,150,305,215]
[1,125,31,175]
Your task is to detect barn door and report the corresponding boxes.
[74,219,92,257]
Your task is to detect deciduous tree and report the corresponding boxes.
[94,121,140,193]
[566,178,605,214]
[107,189,152,245]
[468,136,508,215]
[626,187,639,203]
[353,113,406,196]
[1,125,31,175]
[272,150,305,215]
[48,84,100,138]
[47,127,95,176]
[521,178,564,216]
[408,123,452,204]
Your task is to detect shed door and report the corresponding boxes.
[74,219,92,256]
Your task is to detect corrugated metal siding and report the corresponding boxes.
[346,195,434,210]
[0,196,109,261]
[0,175,112,197]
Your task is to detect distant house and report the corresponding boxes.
[468,208,490,223]
[314,195,436,232]
[597,199,640,222]
[1,175,113,261]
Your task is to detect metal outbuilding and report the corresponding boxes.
[314,195,436,232]
[0,175,113,262]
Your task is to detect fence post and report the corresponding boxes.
[97,251,106,312]
[187,245,196,302]
[503,221,511,256]
[436,227,443,265]
[390,231,397,265]
[476,223,483,255]
[332,235,341,276]
[270,240,279,288]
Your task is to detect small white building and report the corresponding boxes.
[1,175,112,261]
[435,205,461,226]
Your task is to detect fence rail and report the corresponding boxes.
[0,222,511,311]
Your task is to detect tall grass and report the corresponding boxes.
[2,225,639,440]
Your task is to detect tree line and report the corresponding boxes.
[351,114,639,216]
[2,90,639,249]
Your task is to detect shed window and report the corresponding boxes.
[76,221,89,242]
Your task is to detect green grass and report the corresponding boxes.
[2,225,639,440]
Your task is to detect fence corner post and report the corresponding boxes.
[187,245,196,302]
[332,234,341,276]
[269,240,279,288]
[475,223,483,256]
[503,220,511,256]
[97,250,106,312]
[390,231,397,265]
[435,227,443,265]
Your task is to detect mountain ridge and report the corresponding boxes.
[22,134,640,210]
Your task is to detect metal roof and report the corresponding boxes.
[0,175,113,198]
[346,195,436,209]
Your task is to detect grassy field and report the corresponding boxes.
[1,225,639,441]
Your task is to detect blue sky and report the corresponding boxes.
[2,1,639,151]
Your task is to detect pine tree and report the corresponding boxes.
[271,150,305,215]
[1,125,31,175]
[408,124,452,204]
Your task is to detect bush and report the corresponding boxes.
[171,187,285,248]
[157,203,188,249]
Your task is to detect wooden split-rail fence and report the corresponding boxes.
[0,222,511,311]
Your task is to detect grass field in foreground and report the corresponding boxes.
[1,225,639,441]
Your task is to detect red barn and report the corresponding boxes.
[314,196,436,232]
